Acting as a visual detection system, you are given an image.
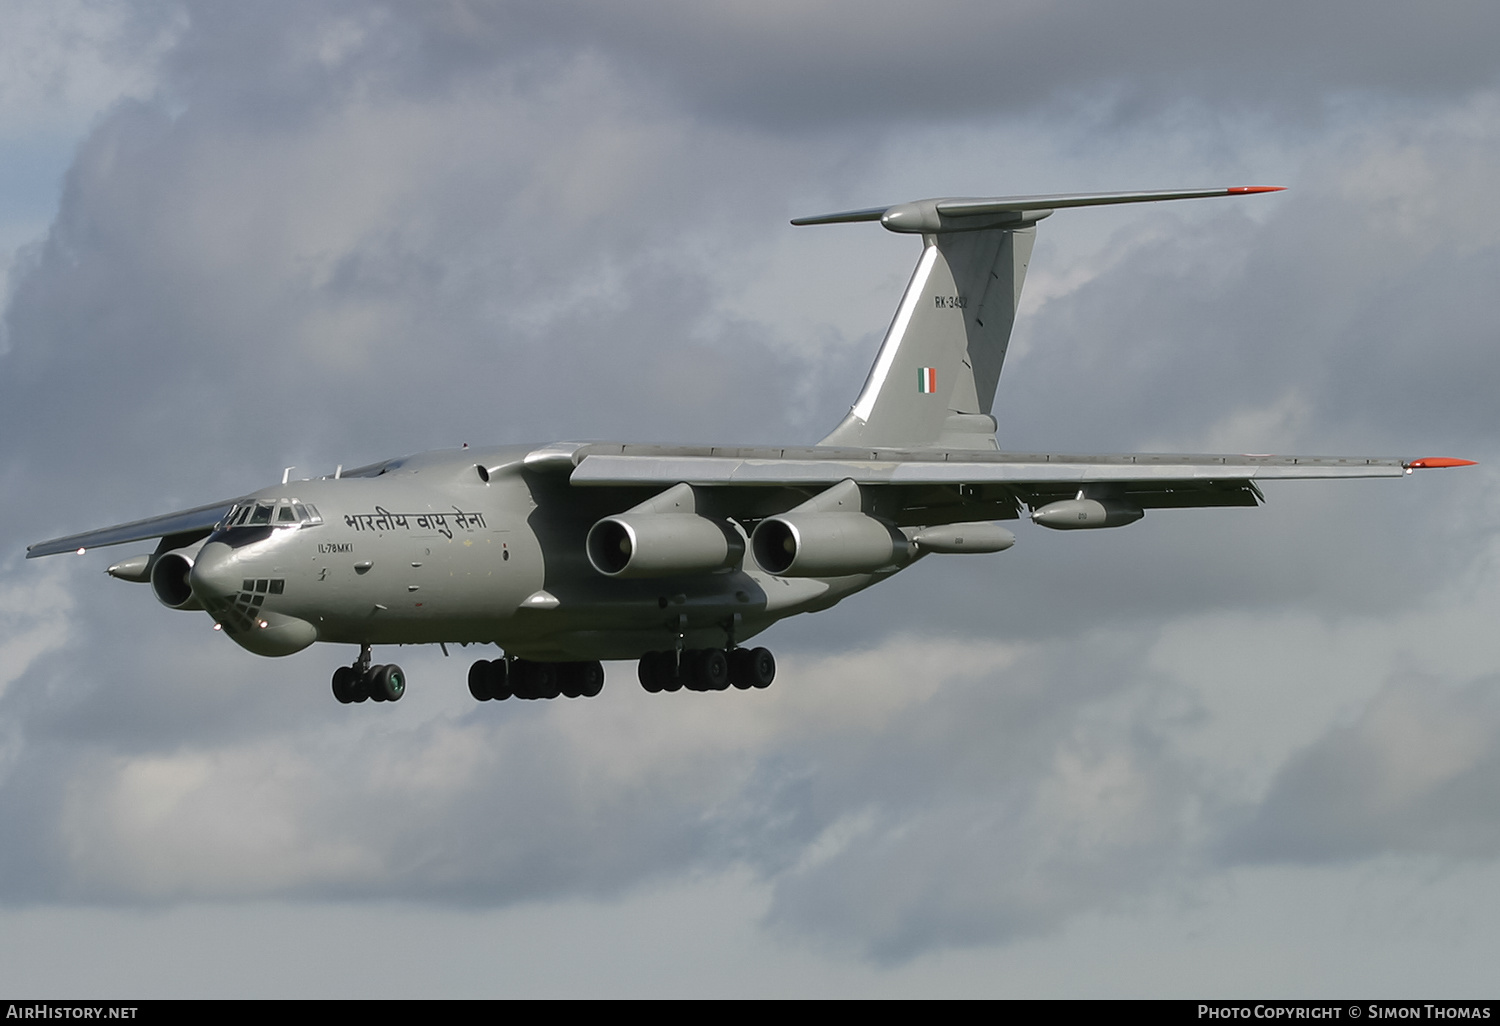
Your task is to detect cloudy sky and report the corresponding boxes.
[3,0,1500,997]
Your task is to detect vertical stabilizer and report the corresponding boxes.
[819,225,1034,449]
[797,187,1284,450]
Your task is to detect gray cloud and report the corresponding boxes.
[377,2,1500,131]
[1228,673,1500,864]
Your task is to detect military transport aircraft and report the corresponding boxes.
[27,187,1474,706]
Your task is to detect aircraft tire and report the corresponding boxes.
[638,653,664,693]
[509,659,532,698]
[488,659,512,701]
[679,651,703,691]
[747,648,775,689]
[641,651,682,693]
[728,649,753,689]
[578,660,604,698]
[468,660,493,701]
[661,653,684,693]
[518,660,559,700]
[559,663,584,699]
[692,649,729,692]
[366,665,388,702]
[332,666,356,704]
[372,664,406,702]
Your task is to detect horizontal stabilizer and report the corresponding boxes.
[793,187,1284,233]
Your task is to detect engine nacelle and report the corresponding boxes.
[586,514,744,578]
[1031,499,1144,530]
[751,512,902,577]
[150,551,204,610]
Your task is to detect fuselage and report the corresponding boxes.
[187,444,903,661]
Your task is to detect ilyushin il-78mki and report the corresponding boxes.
[27,186,1475,706]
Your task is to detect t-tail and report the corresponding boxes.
[798,187,1284,450]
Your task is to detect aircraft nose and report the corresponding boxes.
[188,541,239,601]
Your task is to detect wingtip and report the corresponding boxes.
[1227,186,1286,194]
[1404,457,1478,469]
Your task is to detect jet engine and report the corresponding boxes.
[586,513,744,578]
[150,550,204,610]
[587,482,745,578]
[751,512,904,576]
[1031,498,1144,530]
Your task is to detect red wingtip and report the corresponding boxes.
[1227,186,1286,194]
[1405,457,1478,469]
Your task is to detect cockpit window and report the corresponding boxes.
[220,499,322,532]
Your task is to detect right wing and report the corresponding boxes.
[27,500,238,558]
[530,442,1473,525]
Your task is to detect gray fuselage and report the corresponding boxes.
[188,444,900,661]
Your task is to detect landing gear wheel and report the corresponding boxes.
[578,660,604,698]
[690,649,729,692]
[747,647,775,689]
[371,664,405,702]
[559,660,603,698]
[639,652,664,693]
[365,664,388,702]
[515,660,559,700]
[469,659,509,701]
[332,666,355,704]
[661,653,684,693]
[487,659,511,701]
[468,660,493,701]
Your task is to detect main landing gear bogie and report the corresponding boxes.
[638,647,775,693]
[468,657,605,702]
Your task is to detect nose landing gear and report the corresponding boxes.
[331,645,406,704]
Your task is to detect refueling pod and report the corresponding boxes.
[1031,498,1144,530]
[911,522,1015,553]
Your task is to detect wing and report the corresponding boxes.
[530,442,1471,526]
[26,500,238,558]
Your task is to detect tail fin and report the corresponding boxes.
[805,187,1283,450]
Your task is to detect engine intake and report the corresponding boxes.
[150,551,204,610]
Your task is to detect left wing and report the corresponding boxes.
[27,499,238,558]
